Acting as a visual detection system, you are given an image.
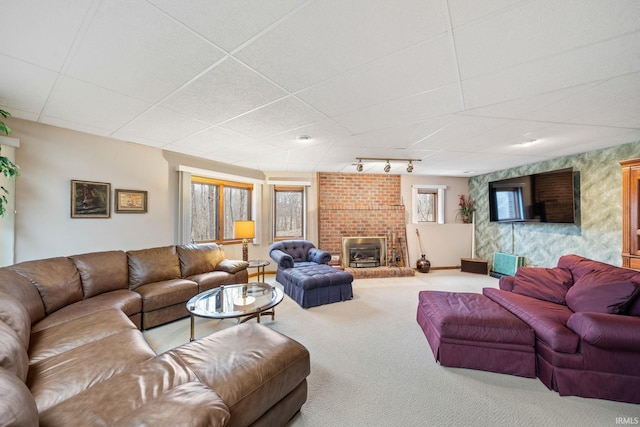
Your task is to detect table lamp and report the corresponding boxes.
[234,220,255,261]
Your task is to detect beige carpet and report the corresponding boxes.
[143,271,640,427]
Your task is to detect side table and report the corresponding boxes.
[248,259,270,282]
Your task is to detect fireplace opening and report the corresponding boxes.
[349,244,381,268]
[342,237,387,269]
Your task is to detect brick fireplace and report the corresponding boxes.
[318,173,412,277]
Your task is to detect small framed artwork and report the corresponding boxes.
[71,180,111,218]
[115,189,148,213]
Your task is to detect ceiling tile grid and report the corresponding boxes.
[1,1,639,176]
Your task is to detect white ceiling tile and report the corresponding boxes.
[235,0,447,92]
[66,0,225,103]
[218,96,327,139]
[113,107,211,145]
[462,31,640,110]
[41,77,150,132]
[161,58,287,125]
[0,55,59,117]
[258,119,353,149]
[447,0,524,29]
[0,0,93,71]
[334,85,463,134]
[148,0,308,52]
[455,0,640,80]
[297,36,457,117]
[168,127,257,155]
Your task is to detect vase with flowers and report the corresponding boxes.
[457,194,474,224]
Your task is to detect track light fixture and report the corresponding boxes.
[355,157,420,173]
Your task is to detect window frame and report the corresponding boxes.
[190,175,253,244]
[272,185,306,241]
[411,185,446,225]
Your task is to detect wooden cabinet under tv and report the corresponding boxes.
[621,158,640,270]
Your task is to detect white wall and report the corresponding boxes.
[401,175,473,268]
[11,119,265,262]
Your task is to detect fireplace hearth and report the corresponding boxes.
[342,237,387,269]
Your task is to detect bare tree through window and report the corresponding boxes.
[274,186,304,239]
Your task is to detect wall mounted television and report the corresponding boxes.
[488,168,580,224]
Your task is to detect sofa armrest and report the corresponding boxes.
[308,248,331,264]
[214,259,248,274]
[567,312,640,351]
[499,275,515,291]
[270,249,294,269]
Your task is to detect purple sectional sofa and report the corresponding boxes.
[418,254,640,404]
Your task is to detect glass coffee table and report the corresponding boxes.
[186,282,284,341]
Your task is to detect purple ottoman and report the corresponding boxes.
[417,291,535,378]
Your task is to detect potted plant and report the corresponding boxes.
[0,109,19,217]
[457,194,474,224]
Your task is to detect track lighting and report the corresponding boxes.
[407,161,414,173]
[354,157,421,173]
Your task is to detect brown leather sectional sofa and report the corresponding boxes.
[0,243,311,426]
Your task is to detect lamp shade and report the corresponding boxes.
[234,220,255,239]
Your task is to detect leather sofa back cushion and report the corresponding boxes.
[0,269,45,324]
[0,367,39,427]
[177,244,225,277]
[128,246,181,290]
[8,258,83,315]
[0,292,31,350]
[565,270,640,314]
[70,251,129,298]
[0,322,29,382]
[512,267,573,304]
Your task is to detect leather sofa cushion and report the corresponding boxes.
[112,382,230,427]
[128,246,181,290]
[177,243,225,277]
[483,287,579,353]
[512,267,573,304]
[188,271,236,292]
[557,254,640,283]
[0,322,28,382]
[215,259,249,274]
[9,257,83,315]
[0,269,45,324]
[31,289,142,333]
[0,291,31,350]
[70,250,128,298]
[28,329,156,412]
[39,353,200,426]
[134,279,198,312]
[170,323,310,427]
[30,309,137,364]
[0,367,39,427]
[565,270,640,314]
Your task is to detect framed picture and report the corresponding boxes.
[71,180,111,218]
[115,189,148,213]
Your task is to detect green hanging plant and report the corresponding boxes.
[0,109,20,217]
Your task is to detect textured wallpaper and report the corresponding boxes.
[469,141,640,268]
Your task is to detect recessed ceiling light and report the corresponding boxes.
[297,135,311,143]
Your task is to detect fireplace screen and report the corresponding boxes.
[342,237,387,268]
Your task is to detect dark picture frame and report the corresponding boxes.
[71,180,111,218]
[115,189,148,213]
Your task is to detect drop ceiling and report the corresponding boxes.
[1,0,639,176]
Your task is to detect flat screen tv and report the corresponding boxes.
[488,168,579,224]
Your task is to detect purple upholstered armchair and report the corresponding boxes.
[269,240,332,270]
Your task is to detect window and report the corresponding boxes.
[412,185,445,224]
[191,176,252,243]
[416,189,437,222]
[273,186,305,240]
